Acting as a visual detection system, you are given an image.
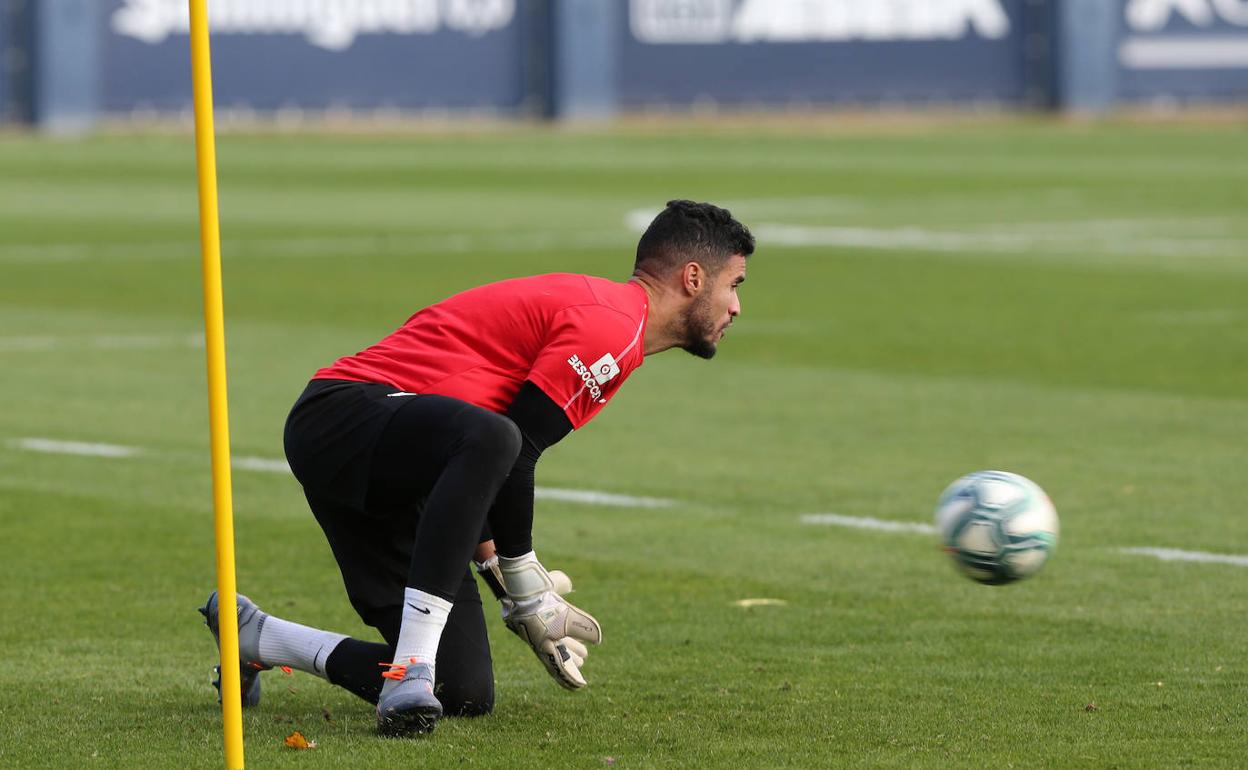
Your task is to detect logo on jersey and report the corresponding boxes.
[567,353,621,404]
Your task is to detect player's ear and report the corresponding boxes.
[682,262,704,296]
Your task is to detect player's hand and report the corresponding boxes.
[504,591,601,690]
[495,553,602,690]
[475,557,571,607]
[494,568,571,630]
[477,557,580,668]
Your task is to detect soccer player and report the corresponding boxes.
[201,200,754,736]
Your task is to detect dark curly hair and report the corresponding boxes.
[634,200,754,276]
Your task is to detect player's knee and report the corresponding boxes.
[357,605,401,650]
[461,411,522,469]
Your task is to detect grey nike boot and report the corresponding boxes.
[198,591,270,707]
[376,660,443,737]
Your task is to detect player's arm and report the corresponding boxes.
[485,380,572,556]
[476,378,567,587]
[476,381,602,690]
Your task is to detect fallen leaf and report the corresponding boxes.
[1084,703,1099,712]
[284,731,317,750]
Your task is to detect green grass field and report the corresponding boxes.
[1,119,1246,768]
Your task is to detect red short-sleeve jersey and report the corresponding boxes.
[313,274,649,429]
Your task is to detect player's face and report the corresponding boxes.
[682,254,746,360]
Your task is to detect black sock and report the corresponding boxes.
[324,638,393,705]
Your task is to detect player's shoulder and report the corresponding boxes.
[506,273,647,319]
[579,274,642,309]
[503,272,593,297]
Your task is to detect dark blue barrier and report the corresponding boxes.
[1116,0,1248,102]
[550,0,617,119]
[1054,0,1119,111]
[100,0,530,113]
[0,8,6,119]
[6,0,1247,127]
[0,1,28,122]
[617,0,1034,107]
[35,0,98,131]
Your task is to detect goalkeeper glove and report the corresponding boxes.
[476,552,601,690]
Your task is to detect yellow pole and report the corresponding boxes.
[187,1,245,767]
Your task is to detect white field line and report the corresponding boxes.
[800,513,937,535]
[232,455,293,473]
[800,512,1248,569]
[534,487,674,509]
[623,208,1247,259]
[7,207,1246,264]
[1118,547,1248,568]
[0,333,202,353]
[971,216,1238,236]
[232,454,673,508]
[0,230,631,264]
[759,223,1008,252]
[11,438,1246,563]
[8,440,675,509]
[753,223,1245,258]
[11,438,142,458]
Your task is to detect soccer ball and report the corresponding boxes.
[935,470,1058,585]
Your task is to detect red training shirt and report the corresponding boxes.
[314,274,650,430]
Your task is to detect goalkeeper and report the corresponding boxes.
[201,200,753,737]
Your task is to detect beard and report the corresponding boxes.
[680,293,721,360]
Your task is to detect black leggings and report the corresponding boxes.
[284,380,521,714]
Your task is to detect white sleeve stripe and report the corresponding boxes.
[617,315,645,359]
[562,384,584,411]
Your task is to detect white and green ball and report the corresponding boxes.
[935,470,1058,585]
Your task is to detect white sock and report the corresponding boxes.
[380,588,452,696]
[256,616,347,680]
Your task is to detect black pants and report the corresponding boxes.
[283,379,521,715]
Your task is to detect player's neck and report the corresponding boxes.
[629,273,685,356]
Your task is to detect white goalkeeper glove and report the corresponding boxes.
[477,552,602,690]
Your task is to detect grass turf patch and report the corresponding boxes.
[0,121,1245,768]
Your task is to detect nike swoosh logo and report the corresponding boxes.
[387,391,419,398]
[407,603,431,615]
